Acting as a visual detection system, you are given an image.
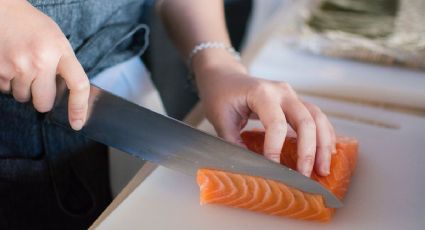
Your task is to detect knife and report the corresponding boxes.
[48,83,342,208]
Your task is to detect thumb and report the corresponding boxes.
[210,111,246,147]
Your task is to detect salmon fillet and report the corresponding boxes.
[197,131,358,222]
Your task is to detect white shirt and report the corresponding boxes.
[91,56,166,115]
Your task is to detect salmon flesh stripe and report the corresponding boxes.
[197,131,358,222]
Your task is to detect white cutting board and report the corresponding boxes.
[248,36,425,110]
[96,96,425,230]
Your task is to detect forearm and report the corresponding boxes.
[157,0,335,177]
[157,0,246,76]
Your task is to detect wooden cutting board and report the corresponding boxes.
[95,96,425,230]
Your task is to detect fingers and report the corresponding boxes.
[249,94,287,163]
[1,43,89,132]
[11,73,35,103]
[304,102,335,176]
[7,55,33,102]
[283,99,316,177]
[31,68,56,112]
[0,51,24,97]
[0,77,11,94]
[204,76,336,178]
[0,1,88,130]
[57,51,90,131]
[329,121,337,154]
[4,50,58,110]
[213,109,246,147]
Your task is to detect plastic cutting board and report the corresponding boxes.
[96,96,425,230]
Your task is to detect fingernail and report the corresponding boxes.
[322,163,330,176]
[331,145,337,154]
[71,119,84,131]
[301,165,311,177]
[267,153,280,163]
[236,139,246,147]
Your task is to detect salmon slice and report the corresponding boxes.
[197,131,358,222]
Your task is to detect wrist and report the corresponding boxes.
[192,48,247,79]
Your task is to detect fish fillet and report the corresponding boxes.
[197,131,358,222]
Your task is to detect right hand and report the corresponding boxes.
[0,0,89,130]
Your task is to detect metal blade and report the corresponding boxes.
[48,84,342,208]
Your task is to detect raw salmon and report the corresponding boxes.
[197,131,358,222]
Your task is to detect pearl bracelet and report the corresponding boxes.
[187,42,241,68]
[186,42,241,91]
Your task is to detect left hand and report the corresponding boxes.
[193,49,336,177]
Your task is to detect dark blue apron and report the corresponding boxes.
[0,0,148,229]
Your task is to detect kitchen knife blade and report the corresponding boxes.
[48,83,342,208]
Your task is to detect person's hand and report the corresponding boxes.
[193,49,336,177]
[0,0,89,130]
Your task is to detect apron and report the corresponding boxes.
[0,0,148,229]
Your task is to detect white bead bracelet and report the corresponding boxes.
[186,42,241,91]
